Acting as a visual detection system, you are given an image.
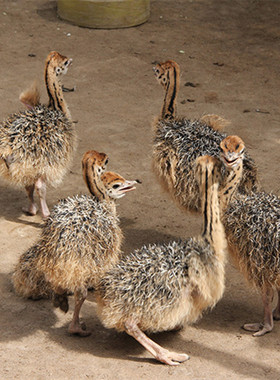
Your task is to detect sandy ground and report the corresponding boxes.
[0,0,280,379]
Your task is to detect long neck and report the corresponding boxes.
[201,167,226,257]
[161,67,179,120]
[83,160,107,202]
[44,62,71,120]
[219,161,243,212]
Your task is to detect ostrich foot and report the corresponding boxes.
[253,323,273,337]
[68,321,91,337]
[157,349,190,366]
[53,293,69,313]
[22,204,38,216]
[243,322,272,336]
[242,322,262,332]
[124,319,189,365]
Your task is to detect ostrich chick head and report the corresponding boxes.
[220,135,245,169]
[102,172,139,199]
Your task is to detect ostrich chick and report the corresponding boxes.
[13,150,138,336]
[0,51,77,218]
[152,60,258,213]
[221,141,280,336]
[13,150,110,302]
[96,151,243,365]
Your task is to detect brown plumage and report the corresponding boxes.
[220,140,280,336]
[96,148,243,365]
[13,150,138,336]
[152,60,259,213]
[0,51,77,218]
[19,81,40,110]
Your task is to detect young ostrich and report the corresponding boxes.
[220,142,280,337]
[152,60,258,213]
[0,51,77,218]
[96,150,244,365]
[13,150,138,336]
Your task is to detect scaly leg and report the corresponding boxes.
[35,177,50,219]
[243,286,274,336]
[124,319,189,366]
[68,289,90,337]
[23,184,38,215]
[273,290,280,320]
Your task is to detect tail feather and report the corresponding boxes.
[19,81,40,109]
[200,114,230,132]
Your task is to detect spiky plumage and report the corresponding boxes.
[218,137,280,336]
[13,193,122,299]
[97,236,225,334]
[0,51,76,217]
[0,106,75,187]
[96,155,234,365]
[152,60,258,213]
[224,192,280,290]
[13,150,138,336]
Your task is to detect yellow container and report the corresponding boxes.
[57,0,150,29]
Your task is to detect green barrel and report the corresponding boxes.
[57,0,150,29]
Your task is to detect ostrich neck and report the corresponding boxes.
[161,67,179,120]
[84,161,108,202]
[201,167,225,257]
[219,162,243,213]
[44,63,71,120]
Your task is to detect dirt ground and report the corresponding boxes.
[0,0,279,379]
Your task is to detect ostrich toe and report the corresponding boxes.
[68,321,91,337]
[157,349,190,366]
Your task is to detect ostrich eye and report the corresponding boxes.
[112,184,120,189]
